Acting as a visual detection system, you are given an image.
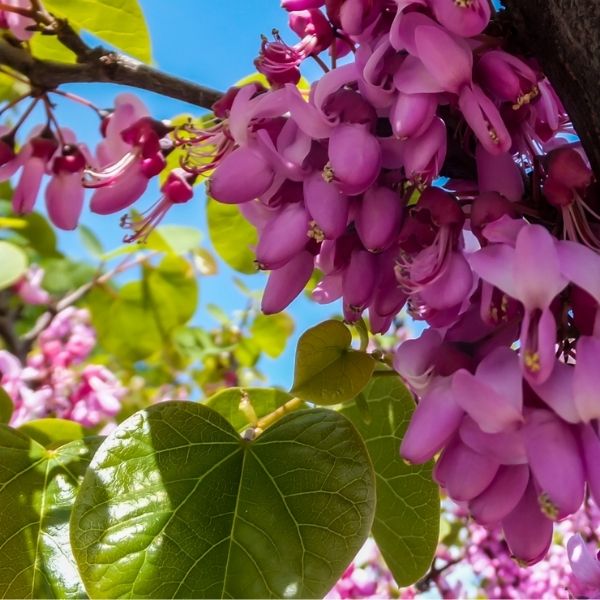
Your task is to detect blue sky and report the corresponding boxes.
[52,1,338,388]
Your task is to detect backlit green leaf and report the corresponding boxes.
[206,196,258,274]
[340,375,440,586]
[41,0,152,63]
[71,402,375,598]
[0,427,101,598]
[250,313,295,359]
[0,240,27,290]
[19,418,86,448]
[291,320,375,405]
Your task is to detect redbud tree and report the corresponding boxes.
[0,0,600,598]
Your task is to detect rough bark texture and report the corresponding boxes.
[504,0,600,178]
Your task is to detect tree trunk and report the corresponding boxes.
[503,0,600,177]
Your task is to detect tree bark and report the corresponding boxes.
[503,0,600,178]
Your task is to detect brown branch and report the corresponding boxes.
[503,0,600,179]
[0,36,223,110]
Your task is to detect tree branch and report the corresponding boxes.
[0,36,223,110]
[503,0,600,178]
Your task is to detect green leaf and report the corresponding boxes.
[0,387,12,424]
[151,225,202,255]
[71,402,375,598]
[206,196,258,274]
[79,224,104,258]
[0,427,101,598]
[250,313,295,359]
[19,418,86,448]
[340,376,440,586]
[41,0,152,63]
[205,386,296,431]
[18,212,60,257]
[291,320,375,405]
[0,240,27,290]
[29,32,78,63]
[40,258,96,295]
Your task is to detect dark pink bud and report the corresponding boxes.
[52,146,86,175]
[390,92,437,139]
[355,185,403,251]
[416,187,465,230]
[162,169,194,204]
[209,146,275,204]
[30,135,59,161]
[140,153,167,178]
[303,171,349,239]
[476,50,538,108]
[121,117,171,156]
[255,33,302,87]
[327,124,381,195]
[546,147,593,191]
[543,177,574,208]
[261,250,314,314]
[256,203,311,269]
[342,249,377,316]
[470,191,517,242]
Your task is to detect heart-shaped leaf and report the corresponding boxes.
[71,402,375,598]
[0,240,28,290]
[340,375,440,586]
[0,426,101,598]
[291,320,375,405]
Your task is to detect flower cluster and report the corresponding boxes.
[184,0,600,568]
[0,92,194,239]
[0,305,124,427]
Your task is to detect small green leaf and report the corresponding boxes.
[0,387,12,424]
[0,427,101,598]
[250,313,295,359]
[19,418,86,447]
[0,240,27,290]
[19,212,60,257]
[340,376,440,586]
[79,223,104,258]
[291,320,375,405]
[41,0,152,63]
[152,224,202,255]
[206,196,258,274]
[71,402,375,598]
[40,257,96,294]
[29,32,78,63]
[205,386,296,431]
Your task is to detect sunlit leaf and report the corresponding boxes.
[71,402,375,598]
[19,418,86,447]
[0,427,101,598]
[0,240,27,290]
[206,196,258,274]
[41,0,152,63]
[250,313,295,359]
[291,320,375,405]
[340,375,440,586]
